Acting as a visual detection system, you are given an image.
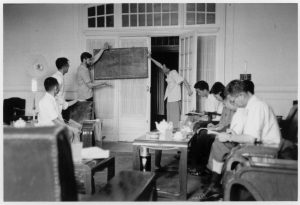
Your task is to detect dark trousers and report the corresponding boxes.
[189,130,216,167]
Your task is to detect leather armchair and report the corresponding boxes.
[4,126,78,201]
[223,103,298,201]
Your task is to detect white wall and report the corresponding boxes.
[3,3,298,121]
[224,3,298,117]
[3,4,84,115]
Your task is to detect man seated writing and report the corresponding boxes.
[38,77,81,141]
[197,79,281,201]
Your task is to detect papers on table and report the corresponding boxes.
[81,147,110,159]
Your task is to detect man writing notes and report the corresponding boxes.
[197,79,281,201]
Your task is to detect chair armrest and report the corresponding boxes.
[248,156,298,170]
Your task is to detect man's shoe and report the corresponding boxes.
[191,184,222,201]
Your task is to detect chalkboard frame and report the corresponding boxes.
[93,47,148,80]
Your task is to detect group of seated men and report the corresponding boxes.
[185,79,281,201]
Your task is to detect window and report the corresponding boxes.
[186,3,216,25]
[88,4,114,28]
[122,3,179,27]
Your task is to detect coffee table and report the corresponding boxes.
[132,134,192,200]
[74,156,115,194]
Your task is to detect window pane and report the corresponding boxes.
[186,13,195,25]
[154,13,161,26]
[146,4,152,13]
[154,3,161,12]
[197,13,205,24]
[146,14,153,26]
[88,7,95,16]
[162,13,169,26]
[170,4,178,12]
[171,13,178,25]
[122,4,129,13]
[88,17,95,27]
[207,3,215,12]
[97,5,104,15]
[138,4,145,13]
[139,14,145,26]
[97,16,104,27]
[130,3,137,13]
[162,3,169,12]
[197,3,205,12]
[122,15,129,27]
[207,14,215,24]
[186,3,195,12]
[130,14,137,26]
[106,4,113,14]
[106,15,114,27]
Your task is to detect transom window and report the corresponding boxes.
[186,3,216,25]
[122,3,179,27]
[88,4,114,28]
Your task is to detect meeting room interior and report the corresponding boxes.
[2,3,298,202]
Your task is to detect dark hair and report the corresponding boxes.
[55,57,69,70]
[225,80,247,96]
[194,80,209,91]
[243,80,255,94]
[80,52,92,62]
[210,82,225,99]
[44,77,58,92]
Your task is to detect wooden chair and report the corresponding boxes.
[223,103,298,201]
[3,97,26,125]
[4,126,78,201]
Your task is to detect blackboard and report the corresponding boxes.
[94,47,148,80]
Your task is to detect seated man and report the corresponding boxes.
[198,79,281,201]
[192,81,223,131]
[38,77,80,142]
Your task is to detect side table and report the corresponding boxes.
[74,156,115,194]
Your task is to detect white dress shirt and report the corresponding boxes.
[205,94,222,114]
[38,92,62,126]
[230,108,246,135]
[164,70,184,102]
[243,95,281,146]
[52,71,68,111]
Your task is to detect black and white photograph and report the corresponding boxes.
[2,2,298,202]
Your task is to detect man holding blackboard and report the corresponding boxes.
[76,48,111,102]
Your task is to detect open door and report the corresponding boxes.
[179,32,197,117]
[118,37,151,141]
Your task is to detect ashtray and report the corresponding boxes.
[146,131,159,139]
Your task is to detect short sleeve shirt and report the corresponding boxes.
[230,108,246,135]
[205,94,221,113]
[77,65,93,100]
[164,70,184,102]
[38,93,62,126]
[243,95,281,146]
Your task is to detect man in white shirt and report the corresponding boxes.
[198,80,281,201]
[38,77,80,139]
[52,57,77,115]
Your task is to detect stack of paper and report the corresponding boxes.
[81,147,110,159]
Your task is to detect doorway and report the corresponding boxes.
[150,36,179,130]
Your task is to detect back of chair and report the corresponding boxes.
[282,104,298,143]
[3,97,26,125]
[4,126,78,201]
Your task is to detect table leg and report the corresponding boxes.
[107,157,115,181]
[132,145,140,170]
[179,147,188,200]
